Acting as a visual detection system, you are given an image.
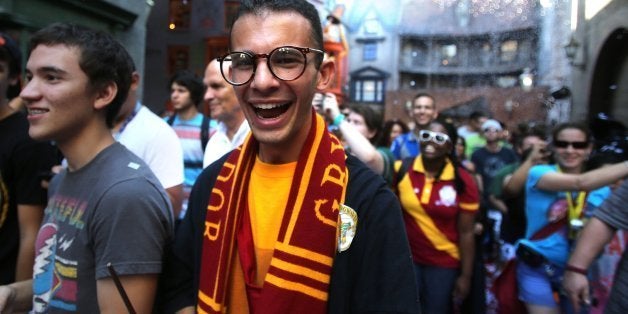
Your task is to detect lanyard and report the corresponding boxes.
[565,190,587,221]
[114,102,141,140]
[557,166,587,220]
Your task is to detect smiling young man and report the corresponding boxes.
[161,1,418,313]
[0,23,173,313]
[391,93,439,160]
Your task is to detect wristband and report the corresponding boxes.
[332,113,345,126]
[565,264,588,275]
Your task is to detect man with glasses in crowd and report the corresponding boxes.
[160,1,419,313]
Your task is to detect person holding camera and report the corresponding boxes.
[489,128,550,247]
[515,122,628,314]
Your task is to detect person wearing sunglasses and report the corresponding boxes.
[516,122,628,314]
[160,1,419,313]
[395,119,480,314]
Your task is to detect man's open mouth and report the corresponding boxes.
[253,103,290,119]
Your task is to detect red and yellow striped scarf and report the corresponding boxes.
[198,113,348,313]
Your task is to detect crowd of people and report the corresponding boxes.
[0,0,627,313]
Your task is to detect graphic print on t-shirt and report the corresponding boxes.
[33,194,86,313]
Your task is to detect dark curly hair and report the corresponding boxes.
[170,70,205,107]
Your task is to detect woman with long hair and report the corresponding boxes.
[454,136,476,173]
[380,119,410,148]
[395,118,479,313]
[516,122,628,314]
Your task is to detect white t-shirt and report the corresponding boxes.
[202,120,250,168]
[116,105,184,189]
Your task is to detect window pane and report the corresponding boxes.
[440,43,458,66]
[500,40,518,62]
[363,81,376,102]
[169,0,192,29]
[363,43,377,61]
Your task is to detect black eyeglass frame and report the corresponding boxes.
[217,45,325,86]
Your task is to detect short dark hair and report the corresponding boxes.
[229,0,324,67]
[513,129,546,149]
[0,33,21,79]
[413,92,435,106]
[170,70,205,107]
[29,23,133,128]
[469,110,487,121]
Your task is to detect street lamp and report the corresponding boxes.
[564,35,586,69]
[519,68,533,92]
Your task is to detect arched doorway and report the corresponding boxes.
[588,28,628,122]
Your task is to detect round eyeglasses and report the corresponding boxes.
[419,130,451,145]
[218,46,324,86]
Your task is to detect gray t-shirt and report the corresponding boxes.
[32,143,173,313]
[593,179,628,314]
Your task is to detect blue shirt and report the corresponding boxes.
[390,132,420,160]
[518,164,611,266]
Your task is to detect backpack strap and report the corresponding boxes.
[200,115,210,152]
[393,157,414,192]
[166,114,176,126]
[168,114,211,153]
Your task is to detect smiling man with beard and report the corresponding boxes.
[160,1,419,313]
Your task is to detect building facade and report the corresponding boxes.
[0,0,151,95]
[2,0,625,125]
[570,0,627,123]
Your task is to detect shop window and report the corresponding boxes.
[169,0,191,30]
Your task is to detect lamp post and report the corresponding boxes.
[564,35,586,69]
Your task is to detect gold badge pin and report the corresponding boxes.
[338,204,358,252]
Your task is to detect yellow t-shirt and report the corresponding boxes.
[227,158,296,312]
[248,157,296,285]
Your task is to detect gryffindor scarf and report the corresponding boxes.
[198,113,348,313]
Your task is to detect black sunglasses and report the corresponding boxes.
[553,140,589,149]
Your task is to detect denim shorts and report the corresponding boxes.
[516,261,560,307]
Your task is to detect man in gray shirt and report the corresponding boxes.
[0,22,173,313]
